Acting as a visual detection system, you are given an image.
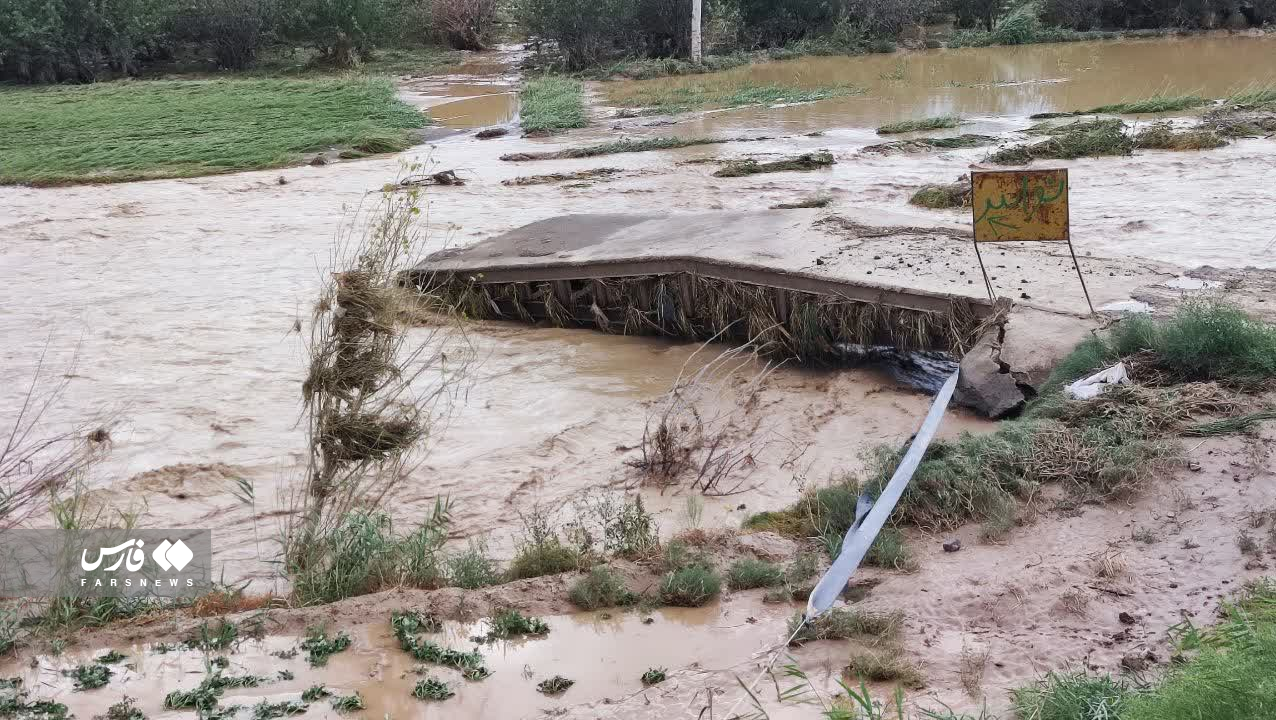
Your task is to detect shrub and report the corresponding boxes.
[568,566,634,609]
[0,0,175,82]
[278,0,392,67]
[659,565,722,606]
[726,558,785,590]
[175,0,278,70]
[445,539,502,589]
[518,0,637,69]
[432,0,498,50]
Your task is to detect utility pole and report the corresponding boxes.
[691,0,702,63]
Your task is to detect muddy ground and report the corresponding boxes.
[2,33,1276,720]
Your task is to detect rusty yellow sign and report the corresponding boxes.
[971,169,1069,242]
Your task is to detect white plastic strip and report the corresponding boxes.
[804,370,960,621]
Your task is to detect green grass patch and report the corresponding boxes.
[659,565,722,607]
[568,566,635,610]
[300,628,351,667]
[726,558,786,590]
[445,540,502,590]
[519,76,587,134]
[877,115,960,135]
[1228,84,1276,106]
[0,78,427,185]
[712,151,834,178]
[300,686,331,702]
[1086,94,1209,115]
[990,119,1133,164]
[1012,670,1130,720]
[606,79,860,115]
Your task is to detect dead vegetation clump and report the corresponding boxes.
[788,607,903,645]
[287,181,473,606]
[630,343,779,496]
[415,271,988,358]
[959,642,991,697]
[501,167,621,186]
[908,179,971,209]
[712,152,834,178]
[861,134,997,154]
[1131,122,1228,150]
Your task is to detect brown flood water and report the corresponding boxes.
[3,602,846,720]
[607,34,1276,131]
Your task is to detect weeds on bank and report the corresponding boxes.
[569,566,635,609]
[446,539,503,589]
[1012,671,1129,720]
[0,678,71,719]
[877,115,960,135]
[660,565,722,607]
[727,558,786,590]
[519,76,587,134]
[1087,94,1209,115]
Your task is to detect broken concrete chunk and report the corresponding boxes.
[955,332,1025,418]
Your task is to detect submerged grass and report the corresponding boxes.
[1132,122,1228,150]
[1086,94,1209,115]
[909,182,971,209]
[877,115,960,135]
[519,76,587,134]
[500,136,751,162]
[990,119,1133,164]
[0,79,427,185]
[606,80,860,115]
[712,151,834,178]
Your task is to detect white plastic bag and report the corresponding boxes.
[1065,363,1129,400]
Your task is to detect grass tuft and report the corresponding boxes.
[569,566,635,610]
[300,628,352,667]
[1012,671,1129,720]
[844,647,925,689]
[726,558,786,590]
[519,76,587,134]
[659,565,722,607]
[877,115,960,135]
[412,677,454,700]
[508,539,581,580]
[536,675,575,694]
[446,540,502,589]
[0,79,426,185]
[789,607,903,645]
[1132,122,1227,151]
[1087,94,1209,115]
[990,119,1132,164]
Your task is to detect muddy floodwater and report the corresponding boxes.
[2,33,1276,718]
[608,34,1276,131]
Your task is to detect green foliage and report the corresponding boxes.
[641,667,668,685]
[864,527,917,572]
[300,686,331,702]
[877,115,960,135]
[187,619,238,652]
[391,610,443,635]
[482,609,550,640]
[519,76,588,133]
[300,628,352,666]
[1043,300,1276,390]
[536,675,575,694]
[601,495,661,559]
[948,3,1093,48]
[412,676,454,700]
[276,0,391,67]
[909,183,970,209]
[1011,671,1130,720]
[0,0,174,82]
[97,697,145,720]
[659,565,722,607]
[446,539,502,589]
[0,677,71,720]
[0,79,427,186]
[1087,94,1209,114]
[392,612,491,678]
[568,566,635,609]
[66,663,112,690]
[329,693,364,713]
[727,558,786,590]
[844,647,925,689]
[250,700,308,720]
[95,650,127,664]
[989,119,1133,164]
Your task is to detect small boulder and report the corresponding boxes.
[955,332,1024,418]
[943,538,962,553]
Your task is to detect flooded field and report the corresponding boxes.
[2,32,1276,720]
[607,34,1276,131]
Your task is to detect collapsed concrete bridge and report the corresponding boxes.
[410,210,1098,416]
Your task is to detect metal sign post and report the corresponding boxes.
[970,168,1094,315]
